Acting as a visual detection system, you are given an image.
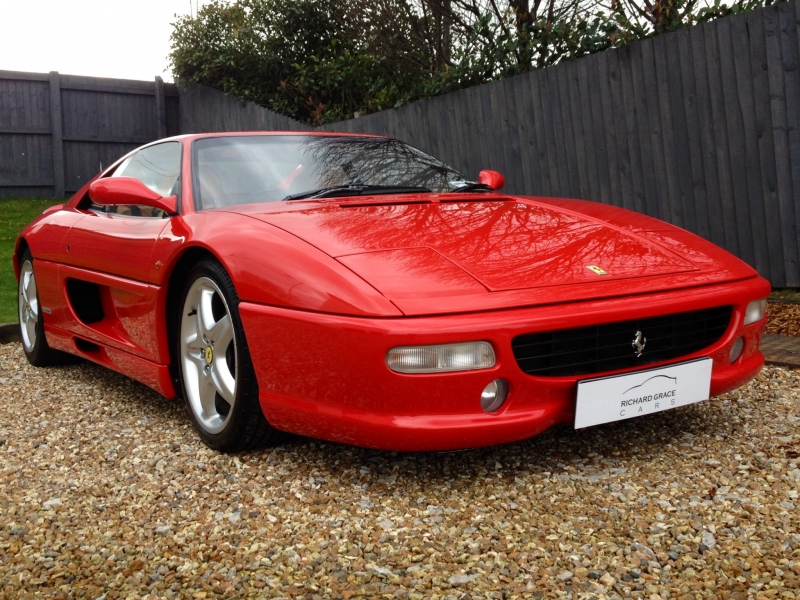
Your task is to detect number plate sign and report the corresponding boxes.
[574,358,713,429]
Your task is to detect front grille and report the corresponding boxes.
[511,306,732,377]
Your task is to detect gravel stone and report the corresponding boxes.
[447,574,477,585]
[701,530,717,549]
[767,302,800,337]
[0,344,799,598]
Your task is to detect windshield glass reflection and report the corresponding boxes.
[193,135,469,209]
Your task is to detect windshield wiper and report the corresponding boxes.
[283,184,432,201]
[448,182,494,193]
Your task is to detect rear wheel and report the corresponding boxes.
[177,259,283,451]
[18,250,68,366]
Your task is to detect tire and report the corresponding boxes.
[177,258,284,451]
[18,249,70,367]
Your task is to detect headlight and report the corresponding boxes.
[386,341,495,374]
[744,298,767,325]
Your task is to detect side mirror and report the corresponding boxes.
[89,177,177,215]
[478,170,505,191]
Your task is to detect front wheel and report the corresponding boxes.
[177,259,283,451]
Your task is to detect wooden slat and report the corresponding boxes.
[566,59,591,199]
[790,0,800,282]
[61,135,155,144]
[493,79,519,191]
[651,35,682,223]
[584,53,611,205]
[512,73,537,196]
[706,17,761,256]
[692,24,727,248]
[447,88,469,176]
[0,126,50,135]
[728,15,771,278]
[534,67,558,197]
[49,71,65,198]
[59,80,156,96]
[748,8,784,285]
[553,63,586,198]
[619,45,646,213]
[638,39,669,222]
[680,26,711,241]
[765,3,798,284]
[0,70,49,82]
[478,83,497,172]
[461,86,481,178]
[607,50,635,209]
[668,30,698,232]
[575,55,609,203]
[538,66,562,195]
[596,49,623,208]
[155,76,167,139]
[629,42,658,219]
[777,1,800,285]
[0,179,56,186]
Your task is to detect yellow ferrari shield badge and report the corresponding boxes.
[586,265,608,275]
[205,346,213,363]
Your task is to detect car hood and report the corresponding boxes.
[229,196,758,315]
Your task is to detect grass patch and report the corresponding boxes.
[770,288,800,304]
[1,198,64,323]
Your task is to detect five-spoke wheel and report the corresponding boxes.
[17,249,66,366]
[180,276,237,434]
[177,259,282,451]
[18,258,39,353]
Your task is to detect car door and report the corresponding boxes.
[54,141,182,363]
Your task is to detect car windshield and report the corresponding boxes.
[193,135,472,209]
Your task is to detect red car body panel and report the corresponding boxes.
[13,132,772,451]
[240,280,766,451]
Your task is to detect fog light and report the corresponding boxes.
[481,379,509,413]
[729,337,745,363]
[744,298,766,325]
[386,341,495,374]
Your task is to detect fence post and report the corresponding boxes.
[155,76,167,139]
[49,71,65,198]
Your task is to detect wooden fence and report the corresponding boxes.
[0,71,179,198]
[0,71,304,200]
[2,1,800,285]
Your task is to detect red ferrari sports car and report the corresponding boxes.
[15,132,770,452]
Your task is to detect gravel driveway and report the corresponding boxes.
[1,343,799,600]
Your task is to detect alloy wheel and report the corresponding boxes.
[18,260,39,353]
[180,277,237,434]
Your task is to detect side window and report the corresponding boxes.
[96,142,181,217]
[113,141,181,196]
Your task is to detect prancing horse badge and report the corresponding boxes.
[586,265,608,275]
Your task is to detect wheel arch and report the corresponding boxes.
[13,237,31,281]
[164,246,226,395]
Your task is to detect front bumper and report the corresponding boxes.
[239,276,769,451]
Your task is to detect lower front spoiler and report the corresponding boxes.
[250,352,764,452]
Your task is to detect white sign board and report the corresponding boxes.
[575,358,713,429]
